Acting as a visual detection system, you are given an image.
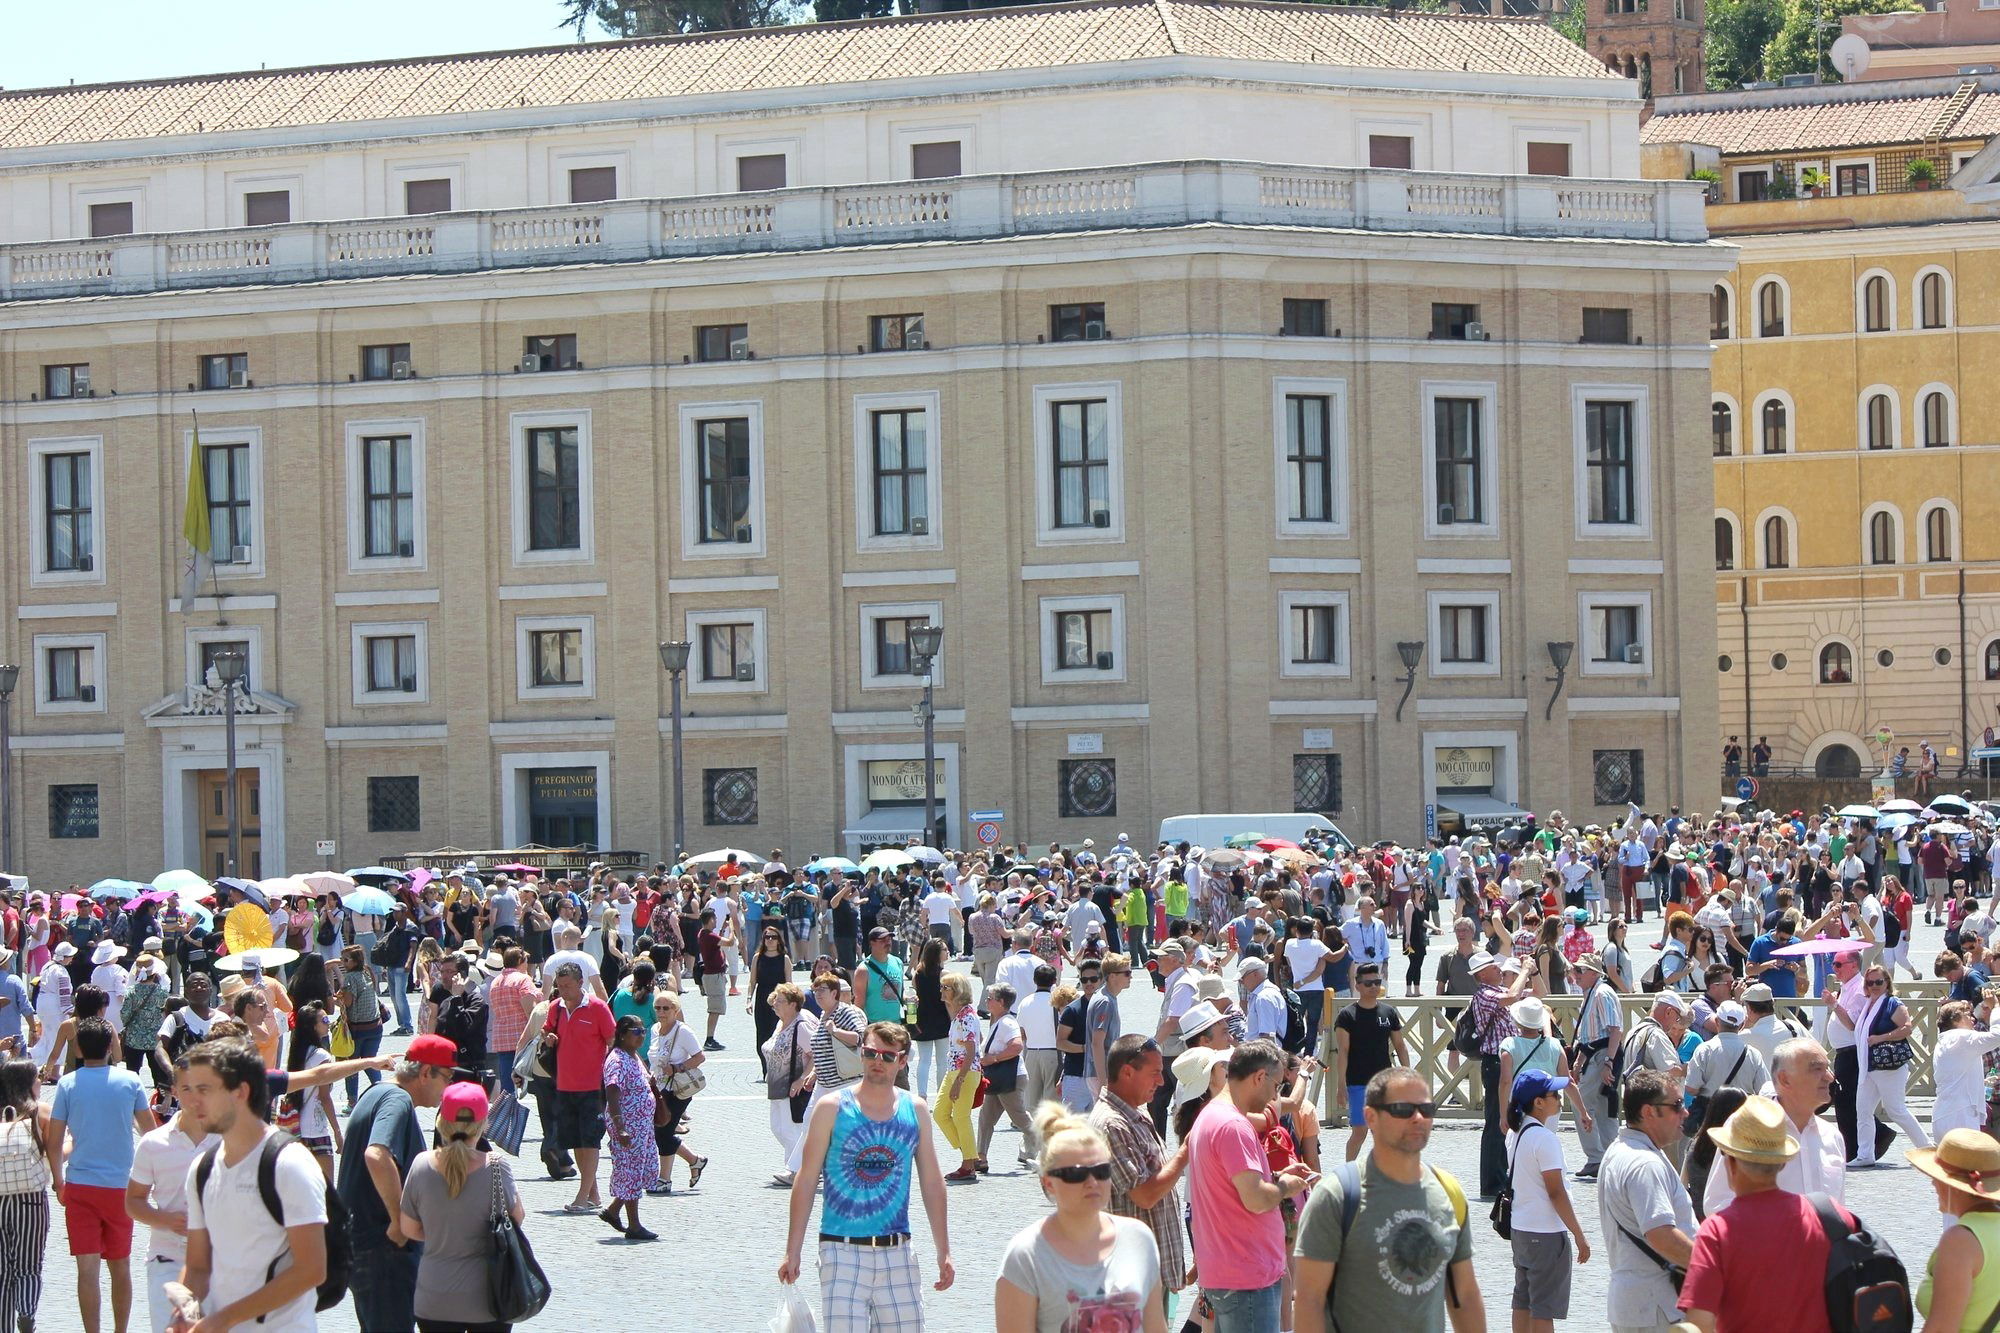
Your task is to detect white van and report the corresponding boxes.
[1155,812,1353,852]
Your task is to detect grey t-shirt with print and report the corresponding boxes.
[1294,1156,1472,1333]
[999,1213,1160,1333]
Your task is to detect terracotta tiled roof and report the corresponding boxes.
[1642,88,2000,153]
[0,0,1614,151]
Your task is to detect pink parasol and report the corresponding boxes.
[1256,838,1301,852]
[491,862,538,875]
[1771,936,1870,957]
[122,890,172,908]
[409,868,436,893]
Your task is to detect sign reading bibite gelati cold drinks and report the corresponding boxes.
[1433,747,1496,791]
[865,759,947,803]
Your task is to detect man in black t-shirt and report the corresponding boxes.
[1056,963,1103,1111]
[1332,963,1408,1161]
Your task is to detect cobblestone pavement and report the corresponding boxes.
[30,916,1960,1331]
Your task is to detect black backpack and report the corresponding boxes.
[193,1133,352,1315]
[439,991,489,1058]
[1810,1195,1913,1333]
[1279,987,1309,1055]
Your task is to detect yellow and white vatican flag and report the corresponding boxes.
[179,413,212,603]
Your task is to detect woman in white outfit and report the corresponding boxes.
[1844,962,1933,1166]
[760,983,817,1185]
[1932,997,2000,1142]
[28,945,74,1070]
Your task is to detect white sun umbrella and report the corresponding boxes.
[1930,821,1972,836]
[1837,803,1879,818]
[862,848,916,871]
[905,846,947,865]
[682,848,767,869]
[1202,847,1251,870]
[1878,798,1924,814]
[151,868,215,912]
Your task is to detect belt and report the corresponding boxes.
[820,1231,910,1248]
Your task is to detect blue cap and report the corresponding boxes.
[1510,1068,1570,1112]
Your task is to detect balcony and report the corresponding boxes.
[0,160,1709,301]
[1706,185,1980,236]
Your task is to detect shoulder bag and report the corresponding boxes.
[787,1022,811,1124]
[488,1163,552,1322]
[1868,999,1914,1072]
[830,1009,866,1082]
[981,1018,1020,1096]
[666,1024,707,1099]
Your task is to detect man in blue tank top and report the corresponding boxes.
[779,1018,955,1329]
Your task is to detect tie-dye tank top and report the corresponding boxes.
[820,1086,919,1238]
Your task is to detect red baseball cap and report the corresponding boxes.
[406,1034,458,1069]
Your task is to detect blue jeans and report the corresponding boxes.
[1205,1281,1282,1332]
[350,1237,422,1333]
[385,966,413,1030]
[488,1049,515,1093]
[345,1024,384,1105]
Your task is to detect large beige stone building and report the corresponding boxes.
[0,0,1726,879]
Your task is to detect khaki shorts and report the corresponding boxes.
[701,971,728,1015]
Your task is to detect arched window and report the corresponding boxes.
[1862,275,1890,332]
[1868,510,1896,564]
[1764,515,1790,568]
[1758,280,1787,337]
[1986,640,2000,681]
[1921,271,1948,329]
[1711,285,1732,340]
[1923,391,1950,447]
[1925,506,1953,562]
[1715,516,1736,570]
[1819,643,1853,683]
[1865,393,1892,449]
[1815,744,1861,778]
[1711,400,1734,456]
[1761,399,1788,454]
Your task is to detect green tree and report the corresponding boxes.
[1552,0,1586,49]
[1703,0,1783,89]
[1762,0,1919,81]
[563,0,802,36]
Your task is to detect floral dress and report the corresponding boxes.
[601,1046,657,1202]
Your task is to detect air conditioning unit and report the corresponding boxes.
[77,554,94,572]
[228,370,249,388]
[1438,504,1456,525]
[1091,510,1111,529]
[229,544,252,565]
[71,369,91,396]
[519,355,541,373]
[730,345,751,360]
[910,516,929,536]
[400,676,418,693]
[397,540,415,559]
[1623,643,1645,664]
[78,685,96,703]
[1464,321,1485,341]
[734,661,757,682]
[1095,651,1115,671]
[1083,321,1107,340]
[391,361,412,380]
[911,337,928,350]
[734,524,754,544]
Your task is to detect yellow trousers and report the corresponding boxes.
[933,1069,980,1158]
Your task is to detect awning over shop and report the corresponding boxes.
[1436,795,1529,830]
[841,808,927,841]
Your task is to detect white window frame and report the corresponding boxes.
[1420,380,1499,539]
[1861,502,1903,565]
[1919,500,1960,562]
[344,417,427,573]
[1855,267,1897,334]
[1711,393,1740,457]
[1752,389,1796,455]
[1830,157,1875,198]
[185,626,266,694]
[717,135,800,193]
[1576,590,1655,678]
[27,434,106,588]
[889,121,977,178]
[859,600,946,690]
[1272,377,1350,539]
[1032,381,1126,547]
[386,160,466,216]
[1753,275,1791,338]
[1354,115,1431,169]
[1710,279,1735,341]
[1714,510,1742,571]
[685,607,770,696]
[1571,383,1652,540]
[1814,634,1860,685]
[32,632,107,715]
[1914,266,1954,329]
[1733,167,1771,204]
[1755,506,1799,570]
[1278,590,1352,679]
[73,183,144,238]
[509,409,593,568]
[350,620,431,707]
[224,171,305,227]
[1916,382,1958,446]
[1857,385,1902,450]
[1514,124,1586,176]
[185,424,265,580]
[678,399,766,561]
[514,614,597,702]
[1038,594,1127,685]
[852,390,943,555]
[548,147,631,204]
[1425,590,1502,678]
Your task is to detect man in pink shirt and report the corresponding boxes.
[1186,1039,1317,1330]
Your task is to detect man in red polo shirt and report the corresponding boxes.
[543,959,617,1214]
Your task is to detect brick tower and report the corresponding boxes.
[1587,0,1706,101]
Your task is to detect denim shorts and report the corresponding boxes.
[1347,1084,1369,1123]
[1204,1281,1282,1333]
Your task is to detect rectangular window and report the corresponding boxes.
[360,343,411,381]
[364,634,419,693]
[523,334,576,371]
[1437,604,1489,664]
[1049,303,1106,342]
[694,323,749,362]
[43,364,90,398]
[42,452,93,573]
[361,435,416,558]
[1584,400,1637,525]
[873,616,932,676]
[1054,609,1113,670]
[523,427,581,552]
[1592,749,1645,805]
[203,441,253,562]
[1582,307,1632,345]
[1282,298,1328,337]
[910,141,962,180]
[700,622,755,682]
[1526,142,1572,177]
[1050,399,1111,529]
[1291,604,1340,664]
[404,178,451,215]
[199,640,249,688]
[1589,604,1642,662]
[695,417,752,544]
[529,629,584,686]
[703,768,760,825]
[45,645,90,702]
[1431,303,1480,339]
[49,784,100,839]
[1368,135,1414,169]
[870,410,928,536]
[737,154,786,192]
[869,313,925,351]
[1058,758,1118,818]
[244,190,291,225]
[1736,170,1769,202]
[1835,163,1871,197]
[1293,754,1342,814]
[1433,398,1483,525]
[366,776,422,833]
[199,353,248,390]
[1285,394,1335,523]
[568,166,616,203]
[88,202,134,237]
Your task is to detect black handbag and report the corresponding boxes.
[982,1020,1021,1096]
[786,1023,811,1124]
[488,1164,552,1322]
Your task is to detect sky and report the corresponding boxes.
[0,0,588,91]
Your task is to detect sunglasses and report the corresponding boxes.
[1368,1100,1437,1120]
[1644,1098,1689,1115]
[1079,975,1102,985]
[858,1046,903,1063]
[1865,979,1887,988]
[1357,978,1383,988]
[1045,1162,1114,1184]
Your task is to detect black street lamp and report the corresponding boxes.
[909,623,944,848]
[1394,640,1426,723]
[213,650,247,876]
[1544,641,1575,720]
[659,641,692,860]
[0,664,17,873]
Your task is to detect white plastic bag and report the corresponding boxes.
[770,1285,817,1333]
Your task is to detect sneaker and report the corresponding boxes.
[647,1181,673,1197]
[688,1156,709,1189]
[703,1038,725,1052]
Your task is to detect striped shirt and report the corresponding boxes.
[811,1002,868,1090]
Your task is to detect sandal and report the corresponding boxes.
[688,1155,709,1189]
[596,1205,625,1231]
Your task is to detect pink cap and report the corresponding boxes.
[439,1081,489,1124]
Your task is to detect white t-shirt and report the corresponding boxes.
[649,1021,702,1084]
[299,1047,334,1140]
[1506,1119,1570,1234]
[540,948,600,985]
[1285,938,1334,992]
[1018,992,1059,1050]
[184,1130,328,1333]
[923,891,959,926]
[129,1117,215,1262]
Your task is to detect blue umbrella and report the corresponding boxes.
[346,866,412,884]
[341,887,399,916]
[88,878,149,901]
[804,856,861,876]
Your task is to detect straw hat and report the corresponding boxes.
[1908,1129,2000,1202]
[1509,996,1549,1030]
[1194,975,1229,1002]
[1707,1095,1799,1165]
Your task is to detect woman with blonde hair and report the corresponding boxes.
[936,972,985,1182]
[1933,996,2000,1143]
[995,1102,1164,1332]
[645,991,708,1196]
[412,936,446,1034]
[761,982,818,1182]
[400,1081,527,1332]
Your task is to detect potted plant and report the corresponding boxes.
[1907,157,1939,191]
[1766,167,1798,201]
[1689,166,1722,202]
[1800,166,1827,198]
